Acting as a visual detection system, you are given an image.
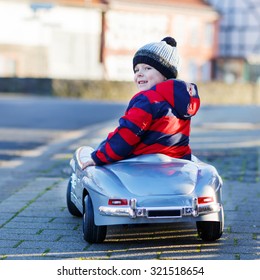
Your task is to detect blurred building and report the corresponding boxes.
[206,0,260,83]
[0,0,219,82]
[101,0,219,82]
[0,0,104,80]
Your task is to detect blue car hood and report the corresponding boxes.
[104,157,199,196]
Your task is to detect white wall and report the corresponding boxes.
[0,1,103,79]
[104,10,169,81]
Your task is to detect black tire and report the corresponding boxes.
[83,195,107,243]
[66,178,82,217]
[196,221,223,241]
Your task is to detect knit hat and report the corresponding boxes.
[133,37,180,79]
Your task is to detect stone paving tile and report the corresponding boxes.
[17,240,86,251]
[3,221,78,231]
[0,248,47,260]
[0,232,64,242]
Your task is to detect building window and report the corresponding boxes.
[189,19,200,47]
[201,61,211,81]
[205,23,214,47]
[188,60,198,82]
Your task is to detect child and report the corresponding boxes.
[77,37,200,169]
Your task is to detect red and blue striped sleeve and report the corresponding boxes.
[91,94,153,165]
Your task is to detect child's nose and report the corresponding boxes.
[137,70,144,76]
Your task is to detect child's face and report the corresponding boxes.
[134,63,166,91]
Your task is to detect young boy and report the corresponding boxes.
[77,37,200,169]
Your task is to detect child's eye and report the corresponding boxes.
[145,66,152,70]
[134,68,139,73]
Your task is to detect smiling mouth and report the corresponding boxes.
[138,81,147,85]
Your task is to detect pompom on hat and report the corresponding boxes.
[133,37,180,79]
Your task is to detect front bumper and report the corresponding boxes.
[99,198,221,219]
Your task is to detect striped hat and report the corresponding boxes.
[133,37,180,79]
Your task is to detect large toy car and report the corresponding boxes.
[67,146,224,243]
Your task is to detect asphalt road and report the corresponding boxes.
[0,95,126,163]
[0,95,126,130]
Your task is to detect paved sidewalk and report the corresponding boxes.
[0,122,259,260]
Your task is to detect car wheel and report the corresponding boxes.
[66,178,82,217]
[196,221,223,241]
[83,195,107,243]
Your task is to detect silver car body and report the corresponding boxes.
[69,151,223,227]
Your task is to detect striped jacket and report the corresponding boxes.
[91,79,200,165]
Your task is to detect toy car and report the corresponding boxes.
[67,146,224,243]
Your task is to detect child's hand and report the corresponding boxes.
[82,159,96,170]
[75,146,96,170]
